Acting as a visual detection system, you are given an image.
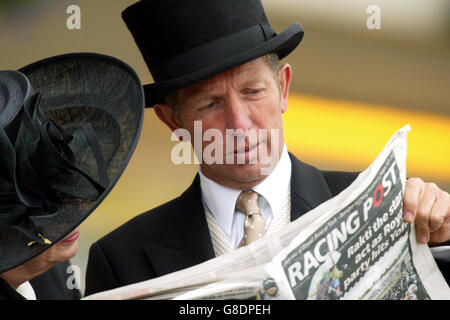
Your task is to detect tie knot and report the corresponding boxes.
[236,190,260,216]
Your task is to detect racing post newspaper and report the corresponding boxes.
[84,125,450,300]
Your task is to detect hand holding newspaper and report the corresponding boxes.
[84,125,450,300]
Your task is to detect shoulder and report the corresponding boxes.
[85,194,189,293]
[95,194,184,250]
[85,177,203,292]
[320,170,360,196]
[101,173,201,240]
[92,174,201,254]
[289,152,359,196]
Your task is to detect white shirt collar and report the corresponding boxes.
[199,144,291,238]
[16,281,36,300]
[253,145,291,218]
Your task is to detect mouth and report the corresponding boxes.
[234,142,260,155]
[60,230,80,244]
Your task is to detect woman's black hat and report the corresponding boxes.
[122,0,304,107]
[0,53,144,273]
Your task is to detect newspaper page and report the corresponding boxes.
[173,125,449,300]
[84,125,450,300]
[265,125,449,300]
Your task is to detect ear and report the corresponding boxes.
[278,63,292,114]
[153,103,183,132]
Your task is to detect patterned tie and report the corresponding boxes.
[236,190,266,247]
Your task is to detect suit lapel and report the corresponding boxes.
[143,175,215,276]
[289,153,333,221]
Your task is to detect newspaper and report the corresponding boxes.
[84,125,450,300]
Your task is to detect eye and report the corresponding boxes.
[204,101,216,109]
[245,88,264,95]
[197,101,217,112]
[245,88,264,96]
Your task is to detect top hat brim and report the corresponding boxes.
[0,53,144,273]
[143,23,304,107]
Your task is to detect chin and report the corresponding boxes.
[53,241,79,263]
[227,163,266,183]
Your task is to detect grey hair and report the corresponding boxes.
[164,53,280,116]
[263,53,280,86]
[164,87,181,119]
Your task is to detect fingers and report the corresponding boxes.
[429,191,450,244]
[403,178,422,224]
[429,190,450,232]
[414,182,439,243]
[403,178,450,244]
[430,216,450,244]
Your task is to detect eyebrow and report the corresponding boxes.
[240,78,269,88]
[187,91,220,104]
[181,84,214,102]
[182,73,270,102]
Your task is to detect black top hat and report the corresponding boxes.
[122,0,304,107]
[0,53,144,273]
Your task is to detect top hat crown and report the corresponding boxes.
[122,0,304,107]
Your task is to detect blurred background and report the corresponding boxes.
[1,0,449,295]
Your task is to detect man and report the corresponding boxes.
[85,0,449,295]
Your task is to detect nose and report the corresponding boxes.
[224,92,253,132]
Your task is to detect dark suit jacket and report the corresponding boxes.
[85,154,449,296]
[30,260,81,300]
[0,261,81,300]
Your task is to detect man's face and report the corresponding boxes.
[155,57,291,189]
